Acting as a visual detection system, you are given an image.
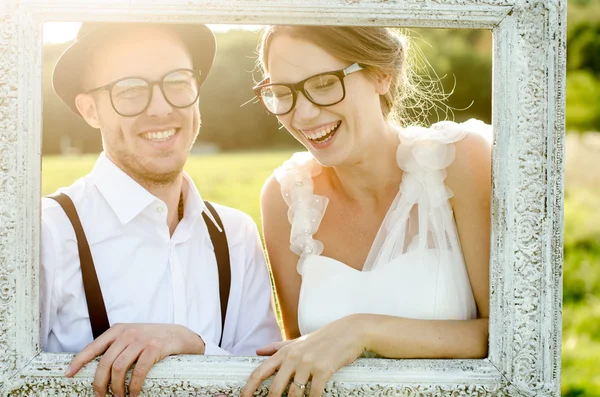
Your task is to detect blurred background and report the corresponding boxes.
[41,0,599,394]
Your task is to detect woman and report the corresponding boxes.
[242,26,491,397]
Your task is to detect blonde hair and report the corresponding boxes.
[256,25,447,127]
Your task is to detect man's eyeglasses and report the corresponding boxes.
[86,68,201,117]
[253,63,364,116]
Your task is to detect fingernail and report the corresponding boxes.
[64,365,72,377]
[94,392,101,397]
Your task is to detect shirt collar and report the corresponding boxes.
[180,173,222,233]
[90,153,161,225]
[91,153,221,231]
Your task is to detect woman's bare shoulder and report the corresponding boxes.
[261,173,288,217]
[446,130,492,198]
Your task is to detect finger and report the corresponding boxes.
[288,365,311,397]
[67,327,120,377]
[128,343,163,397]
[256,345,278,356]
[91,337,130,397]
[307,372,329,397]
[110,343,146,397]
[241,355,283,397]
[267,359,297,397]
[256,340,289,356]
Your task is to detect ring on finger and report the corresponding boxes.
[292,379,306,391]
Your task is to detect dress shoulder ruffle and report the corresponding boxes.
[274,152,329,274]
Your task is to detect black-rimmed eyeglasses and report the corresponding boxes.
[86,68,201,117]
[253,63,364,116]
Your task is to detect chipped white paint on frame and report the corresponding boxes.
[0,0,565,396]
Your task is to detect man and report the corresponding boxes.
[41,22,281,397]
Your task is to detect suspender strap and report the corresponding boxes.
[202,201,231,348]
[46,193,110,339]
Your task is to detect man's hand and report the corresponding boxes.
[64,323,205,397]
[255,339,295,356]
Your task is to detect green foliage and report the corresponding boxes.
[563,188,600,304]
[42,42,103,154]
[561,131,600,395]
[566,71,600,132]
[199,30,295,151]
[568,0,600,32]
[564,245,600,304]
[562,301,600,396]
[566,0,600,133]
[407,29,492,124]
[564,189,600,248]
[568,24,600,75]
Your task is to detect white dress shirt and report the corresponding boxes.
[40,153,282,355]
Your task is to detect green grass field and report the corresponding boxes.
[42,146,600,396]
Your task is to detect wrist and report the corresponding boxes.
[191,332,206,355]
[174,325,206,355]
[348,314,374,353]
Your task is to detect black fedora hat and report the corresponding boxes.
[52,22,216,117]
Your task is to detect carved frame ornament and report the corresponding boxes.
[0,0,565,395]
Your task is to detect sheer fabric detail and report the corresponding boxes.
[365,119,471,271]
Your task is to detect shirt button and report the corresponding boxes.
[157,207,164,213]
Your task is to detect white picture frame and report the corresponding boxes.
[0,0,565,395]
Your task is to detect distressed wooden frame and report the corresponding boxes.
[0,0,565,395]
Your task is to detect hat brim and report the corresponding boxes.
[52,23,216,117]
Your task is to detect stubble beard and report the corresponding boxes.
[106,123,200,191]
[99,104,202,190]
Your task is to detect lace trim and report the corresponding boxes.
[274,152,329,274]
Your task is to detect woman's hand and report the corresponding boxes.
[242,315,368,397]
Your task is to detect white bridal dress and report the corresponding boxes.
[274,119,491,336]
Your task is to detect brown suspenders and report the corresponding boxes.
[47,193,109,339]
[201,201,231,348]
[46,193,231,347]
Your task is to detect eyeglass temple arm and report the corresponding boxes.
[344,63,364,75]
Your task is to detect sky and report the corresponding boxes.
[43,22,259,43]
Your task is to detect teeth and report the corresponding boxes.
[320,133,335,143]
[302,122,340,141]
[141,129,176,142]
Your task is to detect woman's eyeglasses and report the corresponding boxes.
[253,63,364,116]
